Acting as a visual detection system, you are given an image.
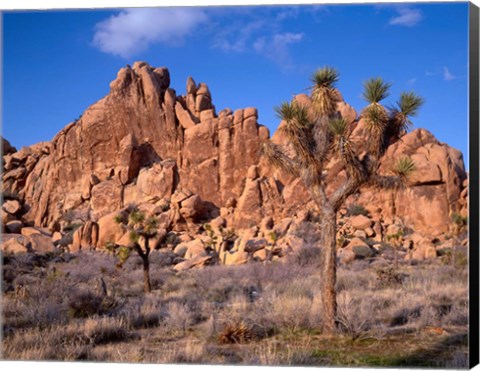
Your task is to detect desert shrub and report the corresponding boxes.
[336,267,376,292]
[2,317,129,361]
[169,340,208,363]
[347,203,369,216]
[165,302,195,334]
[67,290,103,318]
[119,295,165,329]
[265,292,317,332]
[81,317,130,345]
[290,246,322,267]
[445,351,469,369]
[375,267,408,288]
[241,340,316,366]
[336,291,372,339]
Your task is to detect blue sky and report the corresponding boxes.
[2,3,469,164]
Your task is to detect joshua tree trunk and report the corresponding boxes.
[142,256,151,293]
[452,237,457,268]
[394,242,399,269]
[320,207,337,335]
[133,239,152,294]
[143,237,152,293]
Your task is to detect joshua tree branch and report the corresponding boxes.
[131,242,145,259]
[313,116,332,167]
[330,178,362,212]
[262,141,300,176]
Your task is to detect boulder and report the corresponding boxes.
[2,137,17,155]
[174,255,211,271]
[1,234,31,253]
[350,215,373,230]
[243,238,268,253]
[345,237,375,259]
[253,249,268,261]
[183,239,207,259]
[29,234,55,252]
[339,248,356,264]
[223,250,249,265]
[70,221,99,251]
[175,101,196,129]
[173,243,189,257]
[2,200,21,215]
[96,211,125,248]
[179,194,204,221]
[6,220,23,234]
[21,226,51,237]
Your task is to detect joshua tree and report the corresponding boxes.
[204,224,237,265]
[262,67,423,334]
[387,229,404,269]
[450,212,468,267]
[112,207,162,293]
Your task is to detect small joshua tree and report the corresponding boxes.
[450,212,468,267]
[113,207,161,293]
[262,67,423,334]
[204,224,237,264]
[387,229,404,269]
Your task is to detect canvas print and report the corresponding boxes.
[1,1,478,368]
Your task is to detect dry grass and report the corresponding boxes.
[1,249,469,367]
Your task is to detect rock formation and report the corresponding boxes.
[1,62,468,266]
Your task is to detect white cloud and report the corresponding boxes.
[212,20,264,53]
[389,7,422,27]
[406,78,417,86]
[92,8,207,58]
[443,67,456,81]
[253,32,304,68]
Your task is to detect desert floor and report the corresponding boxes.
[2,247,469,367]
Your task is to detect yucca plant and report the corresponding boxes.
[262,67,421,334]
[388,92,425,138]
[362,77,392,158]
[218,321,254,344]
[277,102,316,167]
[394,156,416,179]
[362,77,392,104]
[310,67,340,116]
[328,117,349,137]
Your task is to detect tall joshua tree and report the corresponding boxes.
[262,67,423,334]
[113,208,161,293]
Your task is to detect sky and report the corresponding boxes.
[1,2,470,164]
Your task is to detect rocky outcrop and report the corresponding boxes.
[1,62,468,262]
[2,62,269,230]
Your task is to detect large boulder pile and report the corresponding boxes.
[1,62,468,269]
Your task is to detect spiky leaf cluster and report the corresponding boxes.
[362,77,391,104]
[388,92,425,138]
[143,217,159,238]
[328,118,349,137]
[311,66,339,88]
[116,246,131,268]
[394,157,416,178]
[397,92,424,117]
[311,67,340,116]
[261,140,298,176]
[363,104,389,157]
[129,209,145,225]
